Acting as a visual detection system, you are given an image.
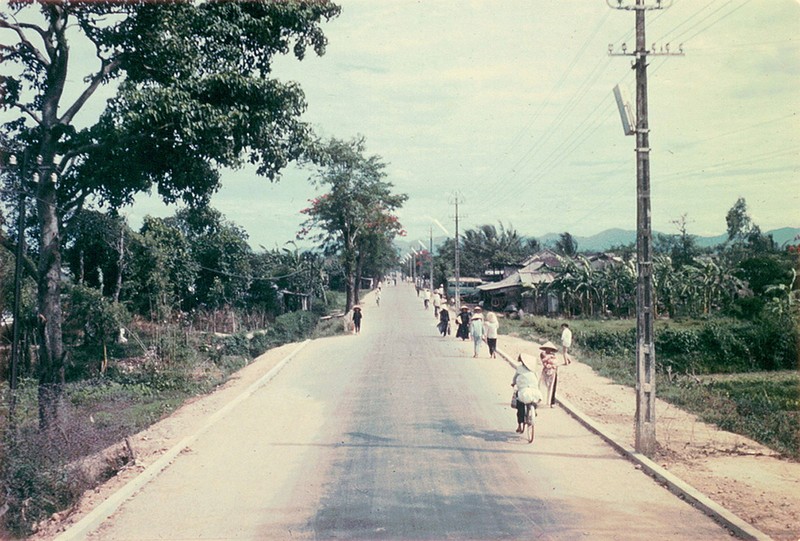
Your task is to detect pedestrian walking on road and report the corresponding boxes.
[484,311,499,358]
[352,306,362,334]
[437,304,450,337]
[456,306,470,340]
[560,323,573,365]
[433,290,442,318]
[423,289,431,310]
[539,341,560,407]
[469,307,484,357]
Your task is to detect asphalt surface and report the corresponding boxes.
[81,284,735,540]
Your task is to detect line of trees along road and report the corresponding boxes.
[1,1,343,430]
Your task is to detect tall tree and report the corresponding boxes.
[726,197,752,243]
[168,207,253,311]
[300,137,407,312]
[555,232,579,256]
[456,222,537,280]
[124,216,198,319]
[1,1,339,428]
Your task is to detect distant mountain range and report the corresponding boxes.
[398,227,800,254]
[538,227,800,252]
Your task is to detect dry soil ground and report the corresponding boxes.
[28,335,800,541]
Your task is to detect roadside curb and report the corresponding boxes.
[53,340,311,541]
[495,346,774,541]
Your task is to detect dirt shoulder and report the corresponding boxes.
[499,334,800,541]
[28,335,800,541]
[27,342,303,541]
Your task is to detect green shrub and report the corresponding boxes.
[272,311,319,342]
[578,328,635,357]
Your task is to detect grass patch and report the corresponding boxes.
[660,371,800,460]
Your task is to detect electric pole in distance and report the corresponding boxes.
[608,0,683,456]
[450,193,464,311]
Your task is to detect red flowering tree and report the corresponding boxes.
[299,137,407,311]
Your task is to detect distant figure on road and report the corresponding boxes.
[561,323,573,365]
[539,341,560,407]
[469,307,484,357]
[423,289,431,310]
[456,306,470,341]
[433,290,442,318]
[437,304,450,337]
[352,306,362,334]
[484,311,499,358]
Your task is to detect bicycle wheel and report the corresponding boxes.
[526,405,535,444]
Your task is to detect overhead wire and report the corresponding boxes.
[662,0,753,45]
[468,0,778,237]
[464,9,615,204]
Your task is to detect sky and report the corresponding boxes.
[6,0,800,251]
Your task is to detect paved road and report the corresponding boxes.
[86,284,732,540]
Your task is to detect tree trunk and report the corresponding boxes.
[343,236,357,313]
[354,250,364,306]
[36,177,65,430]
[113,229,124,303]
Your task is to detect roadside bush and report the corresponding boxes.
[272,311,318,342]
[553,318,796,375]
[63,284,131,380]
[579,328,635,357]
[210,311,320,362]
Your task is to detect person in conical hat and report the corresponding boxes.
[351,306,362,334]
[511,353,542,434]
[469,306,484,357]
[484,311,499,358]
[437,303,450,337]
[539,341,560,407]
[456,306,471,340]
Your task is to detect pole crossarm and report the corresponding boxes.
[606,0,672,10]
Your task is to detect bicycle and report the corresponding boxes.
[523,402,536,443]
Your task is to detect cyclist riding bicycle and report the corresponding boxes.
[511,354,543,441]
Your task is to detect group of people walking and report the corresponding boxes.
[435,302,500,359]
[416,284,576,440]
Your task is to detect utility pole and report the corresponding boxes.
[608,0,683,456]
[429,226,434,295]
[451,193,463,311]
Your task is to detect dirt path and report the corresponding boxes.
[29,333,800,541]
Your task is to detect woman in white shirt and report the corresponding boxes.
[484,311,499,358]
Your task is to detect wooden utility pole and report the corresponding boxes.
[452,194,462,311]
[429,226,434,294]
[608,0,683,456]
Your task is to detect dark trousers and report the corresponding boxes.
[516,400,529,424]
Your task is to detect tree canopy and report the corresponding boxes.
[299,137,407,311]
